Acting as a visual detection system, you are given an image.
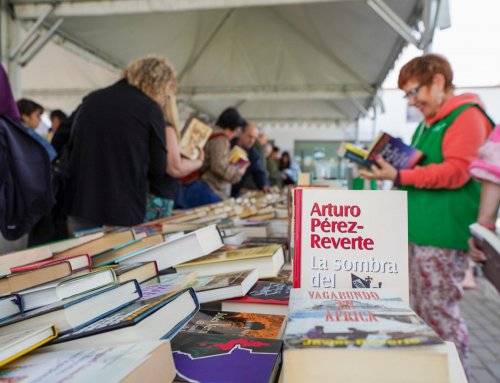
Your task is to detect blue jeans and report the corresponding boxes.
[181,180,221,208]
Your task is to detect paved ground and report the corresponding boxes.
[461,275,500,383]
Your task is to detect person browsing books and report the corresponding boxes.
[66,56,202,231]
[181,108,250,208]
[359,54,494,371]
[231,121,271,197]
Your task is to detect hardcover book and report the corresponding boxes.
[192,269,258,303]
[55,288,199,345]
[10,254,91,274]
[0,246,52,276]
[0,341,175,383]
[172,332,282,383]
[0,325,58,367]
[176,244,284,279]
[180,118,213,160]
[338,132,424,170]
[0,262,72,295]
[367,132,424,170]
[93,234,164,266]
[222,281,290,315]
[182,310,286,339]
[292,188,409,302]
[18,268,118,311]
[0,280,142,335]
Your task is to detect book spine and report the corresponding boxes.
[293,188,303,288]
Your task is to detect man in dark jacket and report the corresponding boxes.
[231,121,270,197]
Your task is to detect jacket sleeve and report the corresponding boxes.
[400,108,492,189]
[208,138,243,184]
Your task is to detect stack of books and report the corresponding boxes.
[0,189,468,382]
[0,191,291,382]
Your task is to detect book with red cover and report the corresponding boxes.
[225,281,290,306]
[10,254,91,274]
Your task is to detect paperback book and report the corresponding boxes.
[172,332,282,383]
[182,310,286,339]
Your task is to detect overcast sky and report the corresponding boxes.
[384,0,500,88]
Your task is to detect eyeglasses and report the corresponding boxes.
[403,84,422,100]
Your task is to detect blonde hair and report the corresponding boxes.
[123,56,177,110]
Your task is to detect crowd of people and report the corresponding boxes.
[1,56,301,238]
[0,53,499,377]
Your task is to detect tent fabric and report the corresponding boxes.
[17,0,421,122]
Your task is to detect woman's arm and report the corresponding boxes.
[165,127,203,178]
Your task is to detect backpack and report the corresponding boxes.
[0,115,55,240]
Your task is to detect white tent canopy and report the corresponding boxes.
[6,0,446,122]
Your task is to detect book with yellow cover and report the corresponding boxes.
[229,145,249,167]
[180,118,213,160]
[0,325,58,367]
[176,244,285,279]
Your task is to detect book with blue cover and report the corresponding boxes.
[0,280,142,335]
[51,289,199,349]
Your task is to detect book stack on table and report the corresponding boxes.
[0,189,467,382]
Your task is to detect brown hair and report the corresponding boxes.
[123,56,177,111]
[398,54,454,90]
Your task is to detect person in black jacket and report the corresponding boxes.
[231,121,270,197]
[66,56,202,232]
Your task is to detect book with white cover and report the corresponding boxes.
[118,225,223,271]
[0,341,176,383]
[293,188,409,302]
[48,289,199,349]
[18,268,118,311]
[0,280,141,334]
[193,269,258,303]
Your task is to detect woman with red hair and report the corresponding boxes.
[361,54,494,369]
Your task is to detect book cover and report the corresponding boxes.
[182,310,285,339]
[226,281,291,306]
[10,254,91,274]
[289,288,409,312]
[193,270,254,294]
[260,267,292,283]
[56,288,199,343]
[229,145,250,167]
[179,244,282,267]
[140,272,197,300]
[0,246,53,276]
[367,132,424,170]
[172,332,282,383]
[0,325,58,367]
[93,234,164,266]
[113,262,159,284]
[180,118,213,160]
[284,307,443,349]
[0,341,172,382]
[293,188,409,302]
